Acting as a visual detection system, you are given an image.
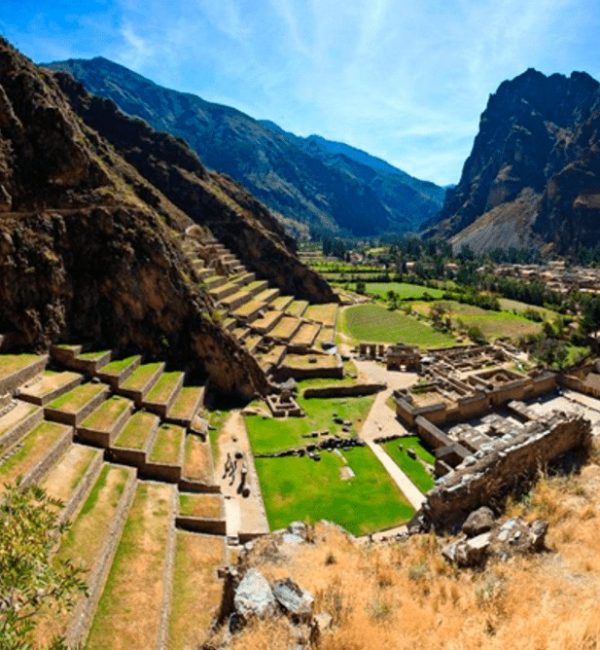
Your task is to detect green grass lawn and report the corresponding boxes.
[381,436,436,493]
[365,282,445,301]
[255,446,415,536]
[99,355,140,376]
[245,395,375,455]
[340,304,457,348]
[412,300,543,341]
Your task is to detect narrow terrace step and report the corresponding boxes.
[0,353,48,395]
[254,287,280,306]
[180,433,216,492]
[144,423,185,482]
[317,326,335,347]
[40,444,103,522]
[304,302,339,328]
[290,323,321,349]
[231,299,266,322]
[86,481,176,650]
[222,317,237,332]
[167,386,205,426]
[72,349,113,374]
[34,464,137,648]
[271,295,295,312]
[77,395,134,448]
[204,275,228,290]
[220,287,255,312]
[269,316,303,342]
[244,334,263,354]
[97,355,142,389]
[246,279,269,296]
[118,362,165,404]
[45,382,110,426]
[208,281,240,301]
[194,267,213,282]
[176,493,225,534]
[231,271,255,286]
[0,399,43,449]
[50,344,83,366]
[231,326,250,342]
[0,421,72,496]
[167,532,225,649]
[257,345,287,373]
[285,299,309,317]
[142,370,185,417]
[109,410,160,468]
[250,310,284,335]
[19,369,83,405]
[230,264,246,275]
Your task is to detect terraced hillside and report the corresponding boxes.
[0,349,225,648]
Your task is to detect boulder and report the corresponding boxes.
[528,519,548,552]
[233,569,277,619]
[406,447,417,460]
[287,521,308,540]
[462,507,495,537]
[272,578,314,621]
[442,533,490,568]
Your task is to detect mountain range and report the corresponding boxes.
[427,68,600,254]
[45,56,444,238]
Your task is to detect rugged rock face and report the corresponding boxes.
[0,36,271,399]
[427,68,600,254]
[54,72,335,303]
[46,56,444,237]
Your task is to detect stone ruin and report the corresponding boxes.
[385,343,421,371]
[417,410,592,531]
[266,387,304,418]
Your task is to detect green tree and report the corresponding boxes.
[0,482,87,650]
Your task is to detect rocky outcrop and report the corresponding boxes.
[0,37,269,399]
[427,68,600,254]
[54,72,335,303]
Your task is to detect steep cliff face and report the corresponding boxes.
[54,72,335,303]
[46,56,444,236]
[0,37,269,399]
[427,69,600,254]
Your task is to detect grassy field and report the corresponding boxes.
[149,424,184,464]
[179,493,222,519]
[99,355,140,377]
[340,304,457,348]
[120,362,163,391]
[412,300,543,341]
[168,386,203,421]
[381,436,436,493]
[498,298,559,320]
[0,353,43,377]
[145,371,183,402]
[365,282,445,301]
[255,446,415,536]
[245,395,375,455]
[182,434,212,484]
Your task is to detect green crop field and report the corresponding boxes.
[365,282,445,301]
[245,395,375,455]
[381,436,436,493]
[411,300,543,341]
[340,304,457,348]
[255,446,415,536]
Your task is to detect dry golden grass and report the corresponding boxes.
[227,444,600,650]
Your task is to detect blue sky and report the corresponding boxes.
[1,0,599,185]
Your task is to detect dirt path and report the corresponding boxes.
[353,360,426,509]
[215,411,269,540]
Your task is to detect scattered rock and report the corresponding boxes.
[462,507,495,537]
[314,611,333,633]
[287,521,307,540]
[272,578,314,621]
[233,569,276,619]
[528,519,549,551]
[406,447,417,460]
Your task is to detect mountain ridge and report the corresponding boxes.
[426,67,600,254]
[45,56,444,237]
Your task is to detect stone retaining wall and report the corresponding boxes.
[175,515,227,535]
[303,383,386,399]
[0,355,48,395]
[421,415,592,530]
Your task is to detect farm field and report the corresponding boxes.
[381,436,436,493]
[340,304,457,348]
[255,446,415,536]
[365,282,445,301]
[411,300,543,340]
[498,298,559,320]
[245,395,375,455]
